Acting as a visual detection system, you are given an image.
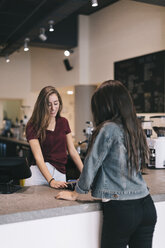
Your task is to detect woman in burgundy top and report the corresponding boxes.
[25,86,83,189]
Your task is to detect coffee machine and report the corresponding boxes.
[141,120,153,168]
[146,116,165,169]
[77,121,94,156]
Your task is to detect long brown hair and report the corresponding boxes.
[27,86,63,143]
[88,80,148,172]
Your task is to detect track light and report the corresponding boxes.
[67,90,74,95]
[39,28,47,41]
[91,0,98,7]
[49,20,54,32]
[63,59,73,71]
[64,49,73,57]
[64,50,70,57]
[24,38,30,51]
[5,55,10,63]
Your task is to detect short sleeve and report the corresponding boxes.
[26,122,38,142]
[63,117,71,134]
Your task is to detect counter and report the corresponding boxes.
[0,135,30,158]
[0,136,29,146]
[0,168,165,225]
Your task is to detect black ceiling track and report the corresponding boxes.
[0,0,162,57]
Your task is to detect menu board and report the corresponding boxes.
[114,50,165,113]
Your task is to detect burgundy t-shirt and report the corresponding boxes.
[26,117,71,174]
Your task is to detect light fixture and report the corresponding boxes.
[5,55,10,63]
[49,20,54,32]
[64,49,74,57]
[24,38,30,51]
[64,50,70,57]
[91,0,98,7]
[39,28,47,41]
[67,90,74,95]
[63,59,73,71]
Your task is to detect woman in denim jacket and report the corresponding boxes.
[56,80,157,248]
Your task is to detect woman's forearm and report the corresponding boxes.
[35,158,52,182]
[66,133,84,172]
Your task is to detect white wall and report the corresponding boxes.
[153,201,165,248]
[89,0,165,83]
[30,47,79,91]
[0,49,31,99]
[0,46,79,98]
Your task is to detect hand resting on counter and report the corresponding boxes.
[49,179,67,189]
[56,190,79,201]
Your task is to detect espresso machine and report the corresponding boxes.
[143,116,165,169]
[77,121,94,156]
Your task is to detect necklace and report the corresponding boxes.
[48,120,56,131]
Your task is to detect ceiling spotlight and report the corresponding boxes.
[91,0,98,7]
[39,28,47,41]
[49,20,54,32]
[64,49,74,57]
[67,90,74,95]
[5,55,10,63]
[64,50,70,57]
[24,38,30,51]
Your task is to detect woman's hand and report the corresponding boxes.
[56,190,79,201]
[50,179,67,189]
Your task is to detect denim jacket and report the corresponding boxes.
[75,122,149,200]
